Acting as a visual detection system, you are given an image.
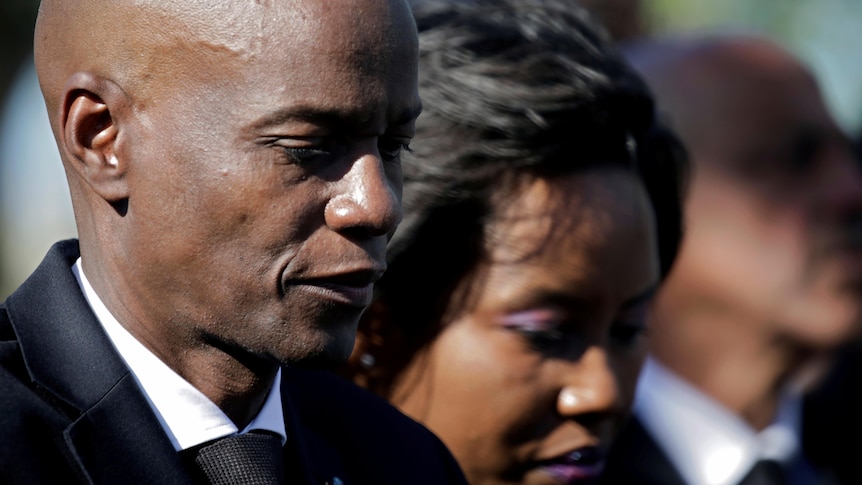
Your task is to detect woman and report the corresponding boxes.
[339,1,688,483]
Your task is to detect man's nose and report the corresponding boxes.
[324,150,402,237]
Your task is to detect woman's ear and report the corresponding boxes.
[347,299,400,393]
[61,72,129,203]
[349,300,387,369]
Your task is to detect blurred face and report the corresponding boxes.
[665,46,862,347]
[391,170,660,485]
[115,0,420,366]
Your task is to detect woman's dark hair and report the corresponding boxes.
[344,0,688,394]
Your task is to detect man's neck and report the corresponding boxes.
[74,257,283,438]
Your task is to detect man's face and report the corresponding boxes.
[667,47,862,347]
[114,0,420,366]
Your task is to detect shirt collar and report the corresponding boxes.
[73,258,287,451]
[634,357,801,485]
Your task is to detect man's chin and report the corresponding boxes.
[286,351,349,371]
[777,300,862,351]
[279,333,357,370]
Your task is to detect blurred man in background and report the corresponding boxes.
[601,33,862,485]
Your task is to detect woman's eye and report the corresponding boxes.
[499,309,566,352]
[378,137,411,161]
[611,301,651,347]
[610,323,648,346]
[518,328,565,351]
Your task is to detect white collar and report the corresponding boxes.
[634,357,801,485]
[72,258,287,451]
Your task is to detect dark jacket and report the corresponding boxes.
[0,239,467,485]
[600,399,848,485]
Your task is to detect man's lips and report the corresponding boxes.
[284,267,385,308]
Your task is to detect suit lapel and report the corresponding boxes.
[6,241,194,484]
[6,240,129,410]
[63,375,195,484]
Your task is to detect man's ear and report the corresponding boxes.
[61,72,129,203]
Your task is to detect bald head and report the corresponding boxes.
[35,0,415,138]
[35,0,215,125]
[34,0,418,210]
[623,34,828,170]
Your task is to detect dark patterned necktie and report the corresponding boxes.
[187,431,286,485]
[737,459,788,485]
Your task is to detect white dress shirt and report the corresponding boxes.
[634,357,801,485]
[72,258,287,451]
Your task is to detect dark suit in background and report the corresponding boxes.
[603,397,845,484]
[801,341,862,485]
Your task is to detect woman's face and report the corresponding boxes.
[389,169,660,485]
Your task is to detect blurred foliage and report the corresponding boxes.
[0,0,38,94]
[643,0,862,136]
[0,0,39,294]
[1,0,860,148]
[1,0,860,130]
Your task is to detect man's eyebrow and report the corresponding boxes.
[250,104,423,131]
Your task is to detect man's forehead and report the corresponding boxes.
[140,1,419,131]
[145,0,410,54]
[39,0,414,63]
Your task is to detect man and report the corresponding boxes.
[0,0,468,484]
[601,34,862,484]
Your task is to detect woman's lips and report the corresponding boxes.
[539,447,606,484]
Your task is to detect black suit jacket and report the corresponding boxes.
[600,401,848,485]
[0,240,468,485]
[802,341,862,485]
[598,415,687,485]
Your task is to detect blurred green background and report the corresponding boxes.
[648,0,862,134]
[2,0,862,298]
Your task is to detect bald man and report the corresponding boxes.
[0,1,469,484]
[600,34,862,485]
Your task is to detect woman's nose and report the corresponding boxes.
[556,347,624,417]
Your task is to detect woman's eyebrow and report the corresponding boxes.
[621,284,660,309]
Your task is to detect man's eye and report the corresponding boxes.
[280,146,329,166]
[268,136,344,167]
[378,138,411,161]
